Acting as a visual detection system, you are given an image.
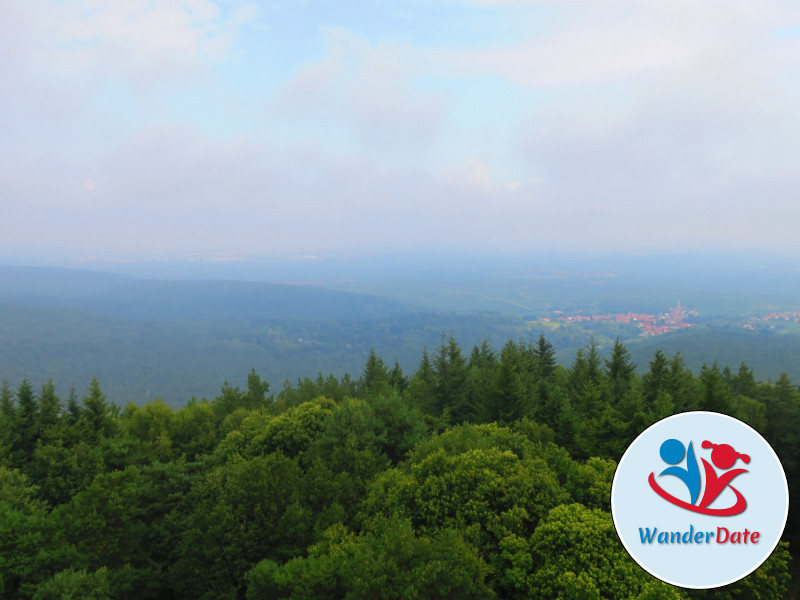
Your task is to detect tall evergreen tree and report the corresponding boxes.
[699,363,732,413]
[245,368,272,410]
[38,379,61,433]
[732,362,757,398]
[65,386,82,425]
[605,338,635,402]
[492,341,529,423]
[433,336,469,421]
[534,334,557,381]
[642,349,669,404]
[16,378,39,459]
[406,347,436,413]
[388,360,408,394]
[81,378,114,440]
[0,380,15,466]
[358,348,390,398]
[465,341,499,423]
[666,352,697,411]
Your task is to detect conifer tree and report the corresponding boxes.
[38,379,61,433]
[358,348,390,398]
[65,387,82,424]
[605,338,635,402]
[16,378,39,459]
[534,334,557,381]
[81,378,114,440]
[0,380,15,466]
[433,336,468,420]
[388,360,408,393]
[643,349,669,403]
[406,347,436,413]
[699,363,732,413]
[732,362,757,398]
[245,368,272,410]
[493,341,529,422]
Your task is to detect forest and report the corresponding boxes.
[1,335,797,599]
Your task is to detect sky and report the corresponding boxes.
[3,0,800,264]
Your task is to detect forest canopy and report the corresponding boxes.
[0,335,797,599]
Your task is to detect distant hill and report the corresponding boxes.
[628,326,800,382]
[3,263,800,407]
[0,265,412,321]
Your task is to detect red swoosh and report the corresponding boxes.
[648,472,747,516]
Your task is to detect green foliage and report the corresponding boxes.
[529,504,685,599]
[0,467,49,599]
[0,336,797,600]
[170,454,310,600]
[700,363,733,413]
[686,542,791,600]
[80,378,116,441]
[432,335,469,420]
[361,424,571,593]
[247,519,493,600]
[216,396,337,462]
[33,568,113,600]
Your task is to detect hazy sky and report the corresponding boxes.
[3,0,800,263]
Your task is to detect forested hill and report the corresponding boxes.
[1,336,797,599]
[5,264,800,406]
[0,265,412,321]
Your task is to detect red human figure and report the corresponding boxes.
[698,441,750,509]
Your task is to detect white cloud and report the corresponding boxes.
[11,0,260,85]
[4,0,800,258]
[438,0,800,87]
[269,28,449,156]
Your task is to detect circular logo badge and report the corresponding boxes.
[611,411,788,589]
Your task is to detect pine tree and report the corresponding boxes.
[0,380,15,424]
[0,380,16,465]
[38,379,61,433]
[245,368,272,410]
[407,347,436,414]
[699,363,732,413]
[605,338,635,402]
[492,340,529,423]
[642,349,669,403]
[388,360,407,393]
[534,334,557,381]
[732,363,757,398]
[666,352,697,411]
[65,387,82,424]
[358,348,390,398]
[81,378,114,440]
[16,378,39,458]
[433,336,468,421]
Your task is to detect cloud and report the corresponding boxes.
[437,0,800,87]
[4,0,800,259]
[269,28,450,156]
[6,0,260,87]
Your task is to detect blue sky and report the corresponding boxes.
[3,0,800,263]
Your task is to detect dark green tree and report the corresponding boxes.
[357,348,390,398]
[16,379,39,461]
[80,378,115,441]
[38,380,61,433]
[605,338,636,402]
[433,336,469,421]
[699,363,732,413]
[492,341,529,423]
[731,362,757,398]
[643,349,669,404]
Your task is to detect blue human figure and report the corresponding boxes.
[659,439,701,505]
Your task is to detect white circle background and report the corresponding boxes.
[611,411,789,589]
